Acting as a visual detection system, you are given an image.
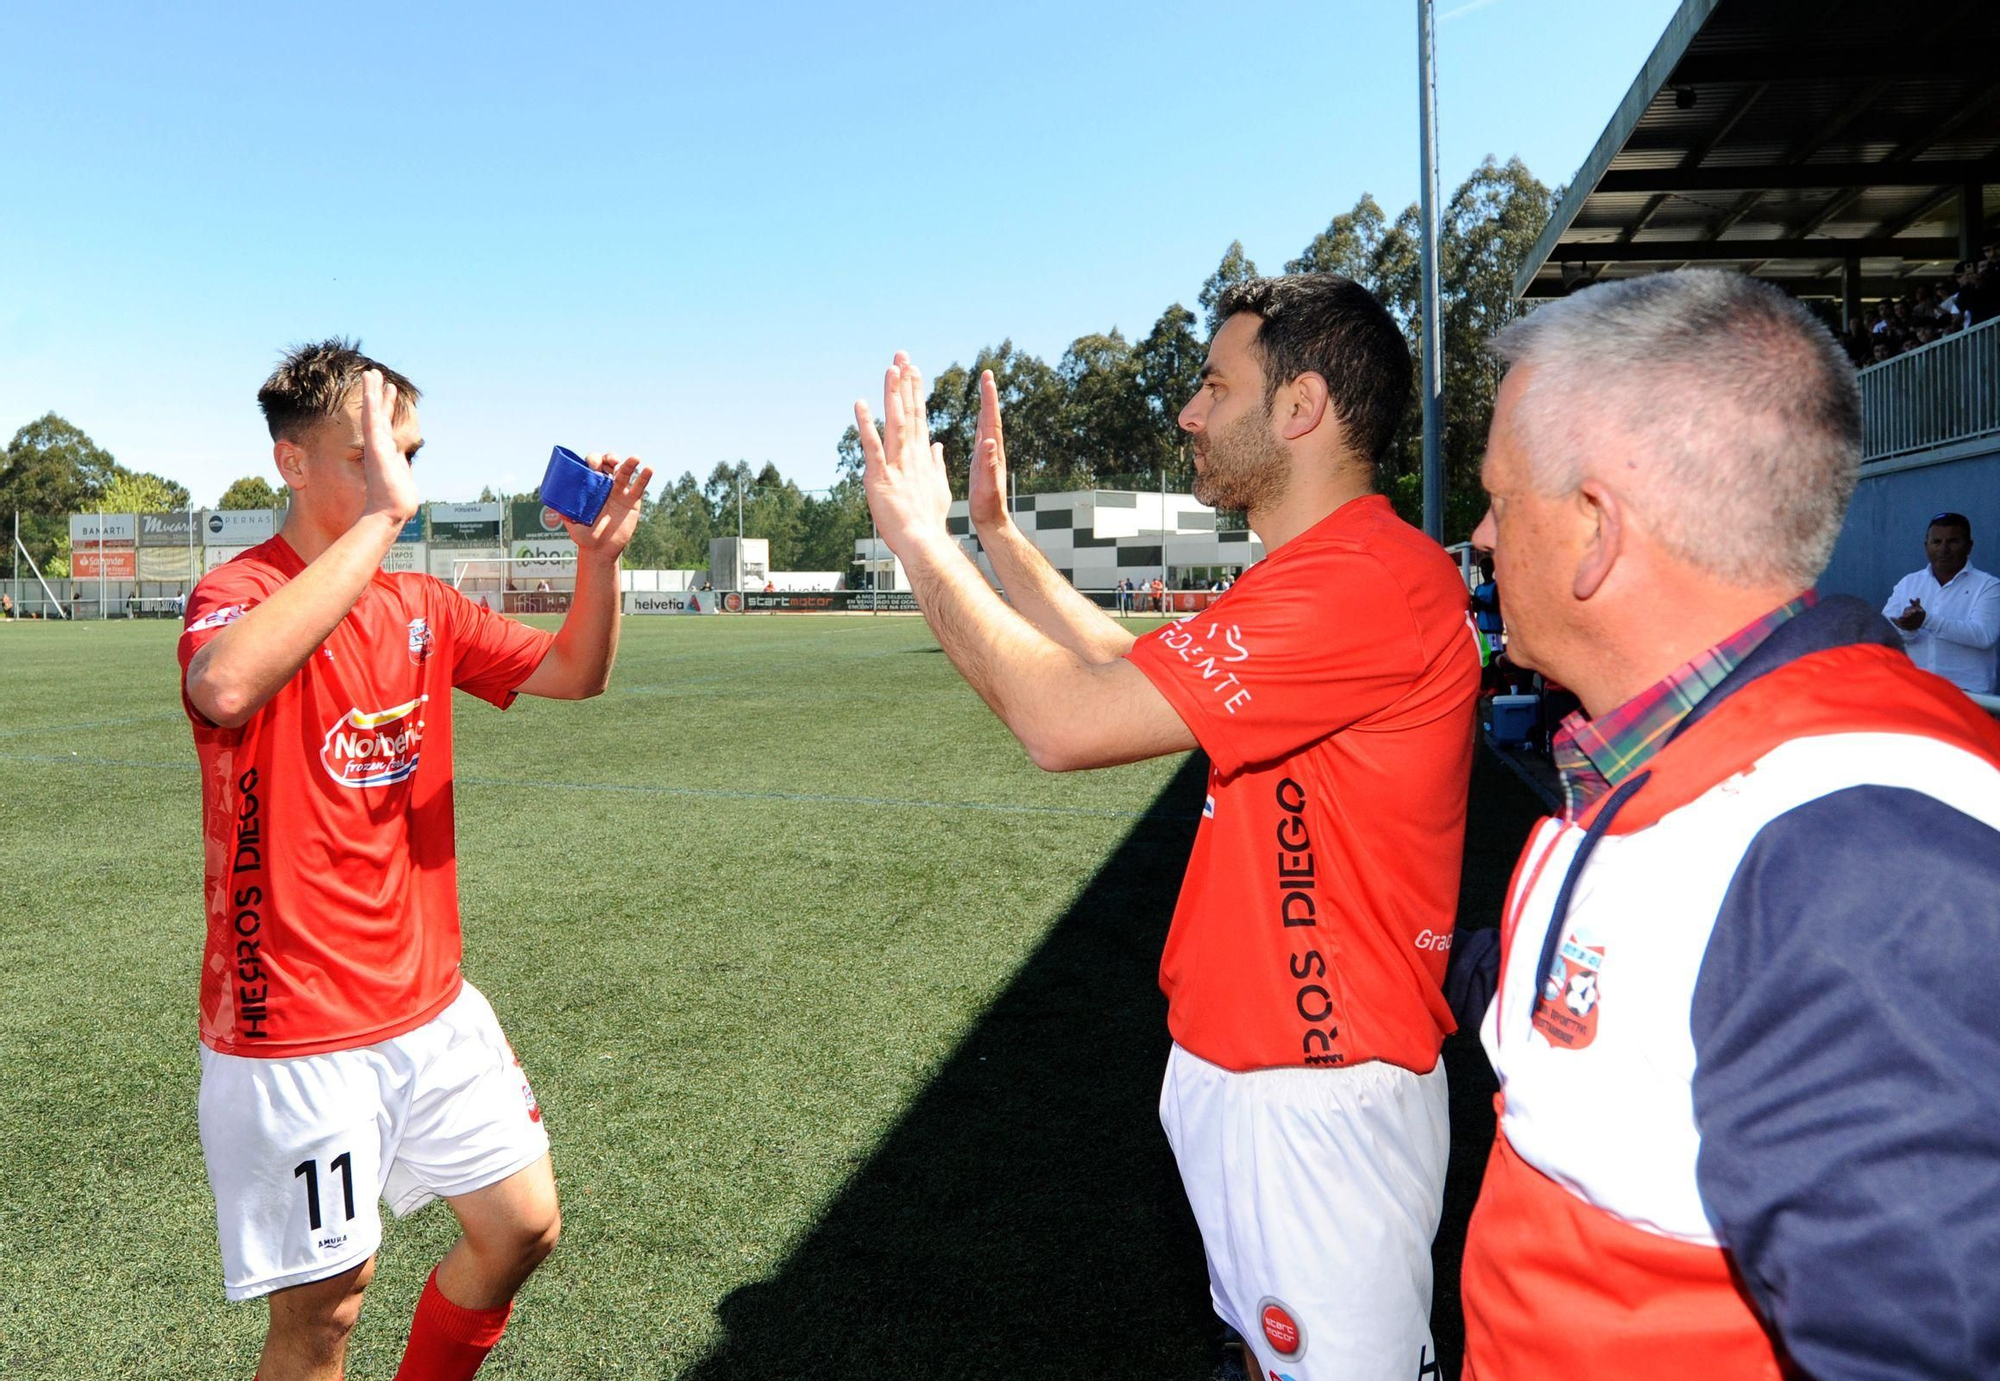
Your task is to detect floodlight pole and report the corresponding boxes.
[1417,0,1446,544]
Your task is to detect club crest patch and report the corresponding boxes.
[406,616,433,664]
[1533,934,1604,1050]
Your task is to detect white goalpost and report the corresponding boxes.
[451,555,579,614]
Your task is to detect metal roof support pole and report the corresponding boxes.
[1843,257,1862,327]
[1417,0,1445,544]
[1961,183,1987,263]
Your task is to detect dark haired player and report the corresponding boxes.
[855,275,1480,1380]
[180,341,650,1381]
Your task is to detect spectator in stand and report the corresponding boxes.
[1885,511,2000,695]
[1959,259,2000,328]
[1940,265,1970,329]
[1148,576,1165,613]
[1841,317,1872,366]
[1870,339,1896,365]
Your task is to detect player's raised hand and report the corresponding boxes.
[855,352,953,558]
[563,454,655,561]
[358,369,420,525]
[967,369,1012,534]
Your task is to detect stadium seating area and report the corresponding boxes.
[1842,245,2000,366]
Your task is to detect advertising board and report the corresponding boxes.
[428,501,503,544]
[138,511,198,545]
[623,590,718,615]
[202,509,278,544]
[739,590,920,614]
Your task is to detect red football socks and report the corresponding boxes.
[391,1268,513,1381]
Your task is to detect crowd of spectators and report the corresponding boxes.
[1840,244,2000,367]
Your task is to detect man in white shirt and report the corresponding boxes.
[1885,511,2000,694]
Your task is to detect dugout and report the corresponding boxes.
[1514,0,2000,608]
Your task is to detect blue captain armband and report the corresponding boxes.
[538,446,613,526]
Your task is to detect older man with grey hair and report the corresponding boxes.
[1452,270,2000,1380]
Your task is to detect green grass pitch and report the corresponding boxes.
[0,614,1534,1379]
[0,613,1239,1380]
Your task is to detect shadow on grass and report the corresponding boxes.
[680,748,1540,1381]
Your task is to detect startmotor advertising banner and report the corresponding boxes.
[740,591,920,613]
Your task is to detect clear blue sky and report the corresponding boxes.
[0,0,1681,507]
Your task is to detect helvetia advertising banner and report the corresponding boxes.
[623,590,718,615]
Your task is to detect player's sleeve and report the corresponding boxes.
[438,580,557,708]
[1689,787,2000,1380]
[176,562,278,728]
[1123,554,1423,776]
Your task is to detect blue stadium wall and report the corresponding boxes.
[1817,443,2000,606]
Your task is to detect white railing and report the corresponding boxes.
[1857,317,2000,463]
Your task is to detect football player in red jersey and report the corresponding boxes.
[179,340,650,1381]
[854,275,1480,1381]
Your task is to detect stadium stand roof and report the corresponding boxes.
[1515,0,2000,303]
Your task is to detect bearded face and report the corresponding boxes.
[1191,395,1291,513]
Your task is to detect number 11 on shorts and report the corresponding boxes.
[294,1152,356,1232]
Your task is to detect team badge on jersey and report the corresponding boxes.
[1532,934,1604,1050]
[406,616,433,665]
[1256,1297,1307,1363]
[321,697,428,788]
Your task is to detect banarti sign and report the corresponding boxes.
[68,513,137,545]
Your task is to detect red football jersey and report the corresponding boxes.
[1126,494,1479,1073]
[178,536,555,1058]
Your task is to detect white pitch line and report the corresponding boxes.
[0,751,1189,823]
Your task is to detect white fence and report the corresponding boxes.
[1858,317,2000,464]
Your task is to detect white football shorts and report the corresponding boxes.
[1159,1043,1450,1381]
[197,981,549,1302]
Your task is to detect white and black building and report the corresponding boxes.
[857,489,1265,591]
